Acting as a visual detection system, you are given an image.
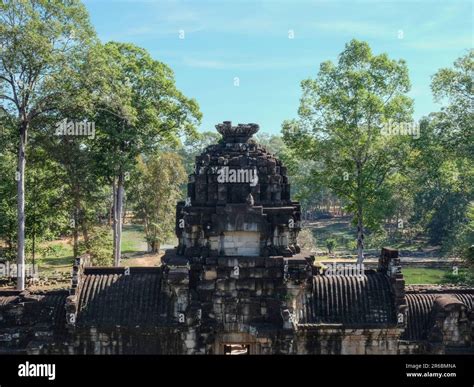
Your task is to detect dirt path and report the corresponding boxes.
[120,252,163,267]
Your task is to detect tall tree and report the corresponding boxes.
[180,130,221,174]
[431,49,473,158]
[408,51,473,251]
[92,42,201,266]
[131,152,187,253]
[0,113,17,259]
[282,40,413,262]
[0,0,95,289]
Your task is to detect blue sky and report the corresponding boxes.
[83,0,473,135]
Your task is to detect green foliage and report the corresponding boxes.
[406,51,473,252]
[78,227,113,267]
[402,268,447,285]
[442,269,474,286]
[431,49,473,158]
[326,238,337,254]
[91,41,202,178]
[283,40,413,259]
[37,244,63,260]
[364,230,389,250]
[255,132,286,157]
[130,152,187,252]
[181,131,221,174]
[0,0,96,118]
[281,43,472,262]
[447,204,474,263]
[25,142,71,241]
[0,146,16,258]
[346,239,358,251]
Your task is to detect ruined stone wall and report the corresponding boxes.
[0,291,68,354]
[401,286,474,354]
[163,251,313,354]
[295,328,403,354]
[46,327,185,355]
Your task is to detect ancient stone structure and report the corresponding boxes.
[0,122,473,354]
[176,121,300,259]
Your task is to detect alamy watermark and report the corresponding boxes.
[381,120,420,139]
[217,166,259,187]
[324,263,365,278]
[0,262,38,278]
[55,119,95,139]
[18,361,55,381]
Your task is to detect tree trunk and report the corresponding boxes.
[114,173,125,266]
[31,227,35,268]
[16,124,27,291]
[108,201,112,226]
[72,209,79,259]
[73,186,81,258]
[122,195,127,225]
[31,178,36,268]
[81,214,90,251]
[112,179,117,263]
[356,204,364,264]
[144,219,151,252]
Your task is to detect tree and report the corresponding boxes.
[0,116,16,259]
[131,152,187,253]
[282,40,413,263]
[408,51,474,251]
[431,49,473,158]
[91,42,201,266]
[255,132,286,157]
[25,138,70,262]
[0,0,95,289]
[180,130,221,173]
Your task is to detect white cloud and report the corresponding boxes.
[313,20,395,39]
[405,36,473,50]
[182,56,319,70]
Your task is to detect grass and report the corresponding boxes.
[120,224,177,253]
[402,267,447,285]
[308,217,434,254]
[121,224,148,253]
[310,218,356,251]
[27,224,149,275]
[32,240,74,275]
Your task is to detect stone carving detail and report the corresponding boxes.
[176,121,300,259]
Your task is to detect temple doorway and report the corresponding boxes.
[223,344,250,355]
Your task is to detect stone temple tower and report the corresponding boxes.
[163,121,312,354]
[176,121,302,259]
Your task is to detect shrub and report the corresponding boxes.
[78,227,113,266]
[326,238,336,254]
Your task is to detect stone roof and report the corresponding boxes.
[0,290,68,330]
[75,267,167,328]
[187,122,293,207]
[298,271,396,327]
[0,293,18,307]
[215,121,259,143]
[402,289,474,341]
